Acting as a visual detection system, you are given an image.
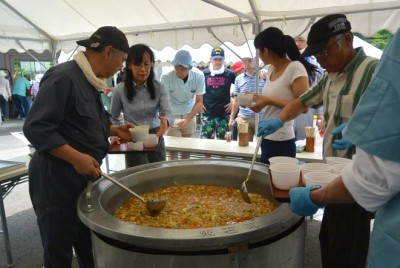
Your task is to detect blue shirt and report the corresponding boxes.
[110,80,174,128]
[234,71,266,118]
[161,68,205,115]
[13,77,31,96]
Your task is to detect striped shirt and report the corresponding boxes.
[233,71,266,118]
[300,47,378,158]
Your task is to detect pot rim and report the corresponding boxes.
[78,159,302,250]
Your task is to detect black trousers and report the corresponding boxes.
[29,153,94,268]
[319,203,371,268]
[260,138,296,165]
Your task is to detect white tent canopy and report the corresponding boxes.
[1,0,399,56]
[151,36,383,67]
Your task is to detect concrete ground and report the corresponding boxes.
[0,119,323,268]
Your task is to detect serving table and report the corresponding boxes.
[0,159,29,266]
[163,136,324,163]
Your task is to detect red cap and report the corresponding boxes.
[232,61,245,74]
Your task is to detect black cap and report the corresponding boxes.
[76,26,129,53]
[302,14,351,57]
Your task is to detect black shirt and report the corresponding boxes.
[23,61,111,163]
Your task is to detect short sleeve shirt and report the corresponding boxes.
[161,67,205,115]
[262,61,308,141]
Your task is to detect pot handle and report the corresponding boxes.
[83,180,94,213]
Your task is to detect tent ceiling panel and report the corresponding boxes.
[0,0,399,54]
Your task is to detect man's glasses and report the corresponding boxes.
[315,36,342,58]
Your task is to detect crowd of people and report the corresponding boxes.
[10,12,398,268]
[0,71,44,122]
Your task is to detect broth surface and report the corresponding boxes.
[114,184,277,229]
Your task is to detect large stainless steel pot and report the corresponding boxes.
[78,159,305,268]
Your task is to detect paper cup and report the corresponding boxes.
[143,134,158,148]
[237,93,253,106]
[270,163,301,190]
[127,141,144,151]
[129,125,149,142]
[304,171,337,187]
[325,156,352,166]
[269,156,299,165]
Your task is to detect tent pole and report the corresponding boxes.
[253,20,261,132]
[201,0,257,23]
[206,27,244,60]
[15,40,49,71]
[51,40,57,66]
[0,0,53,40]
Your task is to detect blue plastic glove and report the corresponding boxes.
[257,116,284,138]
[331,123,353,150]
[289,187,324,216]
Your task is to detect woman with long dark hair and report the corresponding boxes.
[250,27,319,164]
[110,44,173,167]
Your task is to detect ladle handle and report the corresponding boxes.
[101,171,146,204]
[245,136,263,182]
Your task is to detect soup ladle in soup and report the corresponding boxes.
[240,136,263,203]
[100,171,166,213]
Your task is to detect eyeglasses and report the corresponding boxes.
[315,36,342,58]
[132,62,152,69]
[174,65,189,71]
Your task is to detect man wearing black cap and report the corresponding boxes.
[23,26,133,267]
[256,14,378,267]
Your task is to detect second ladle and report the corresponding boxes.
[240,136,263,203]
[101,171,166,213]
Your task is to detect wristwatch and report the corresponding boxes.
[310,184,322,191]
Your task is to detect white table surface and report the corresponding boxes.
[164,136,324,163]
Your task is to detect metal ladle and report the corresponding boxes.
[101,171,166,213]
[240,136,263,203]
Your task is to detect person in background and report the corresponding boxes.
[31,73,43,102]
[12,74,31,120]
[201,47,236,139]
[230,57,266,142]
[100,76,115,114]
[110,44,173,168]
[161,50,205,138]
[249,27,318,164]
[0,70,12,121]
[23,26,132,268]
[229,60,245,140]
[293,106,324,141]
[116,67,126,84]
[256,14,378,268]
[231,60,245,75]
[289,29,400,267]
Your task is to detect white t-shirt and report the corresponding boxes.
[262,61,308,141]
[342,148,400,212]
